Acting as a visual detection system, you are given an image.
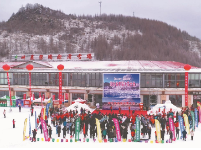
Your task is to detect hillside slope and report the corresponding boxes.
[0,3,201,67]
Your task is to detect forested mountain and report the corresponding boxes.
[0,3,201,67]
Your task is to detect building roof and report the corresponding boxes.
[0,60,199,72]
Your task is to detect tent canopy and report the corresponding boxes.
[147,100,181,115]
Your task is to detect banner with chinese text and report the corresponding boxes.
[102,97,140,110]
[103,73,140,98]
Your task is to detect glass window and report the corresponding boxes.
[16,91,26,98]
[89,73,102,87]
[72,93,84,100]
[0,91,9,97]
[169,95,182,107]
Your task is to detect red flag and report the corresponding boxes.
[43,94,45,101]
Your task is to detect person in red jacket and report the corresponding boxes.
[37,118,39,126]
[13,119,16,128]
[131,130,135,141]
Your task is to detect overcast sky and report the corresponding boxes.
[0,0,201,39]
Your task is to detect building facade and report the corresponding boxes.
[0,60,201,109]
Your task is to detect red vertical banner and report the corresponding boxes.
[43,94,45,101]
[65,93,68,100]
[33,93,35,100]
[23,93,26,100]
[59,72,62,104]
[29,72,32,107]
[185,72,188,106]
[41,95,43,107]
[39,92,41,98]
[53,95,55,100]
[7,72,12,106]
[62,95,64,103]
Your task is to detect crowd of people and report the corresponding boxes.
[31,104,199,142]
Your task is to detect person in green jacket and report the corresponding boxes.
[102,129,107,139]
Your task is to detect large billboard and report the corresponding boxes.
[102,97,140,110]
[103,73,140,98]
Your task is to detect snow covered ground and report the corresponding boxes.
[0,107,201,150]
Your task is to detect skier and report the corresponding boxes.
[32,129,37,142]
[182,129,187,141]
[13,119,16,128]
[3,109,6,118]
[191,130,194,140]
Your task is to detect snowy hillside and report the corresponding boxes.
[0,3,201,67]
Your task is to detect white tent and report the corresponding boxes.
[74,98,86,102]
[147,100,181,115]
[31,97,50,103]
[65,102,94,114]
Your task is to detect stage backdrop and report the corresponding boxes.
[103,73,140,110]
[102,98,140,110]
[103,73,140,98]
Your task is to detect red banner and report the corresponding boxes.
[41,96,43,107]
[39,92,41,98]
[23,93,26,100]
[185,72,188,106]
[6,72,12,106]
[65,93,68,100]
[33,93,35,100]
[59,72,62,104]
[29,72,31,107]
[52,95,55,100]
[43,94,45,101]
